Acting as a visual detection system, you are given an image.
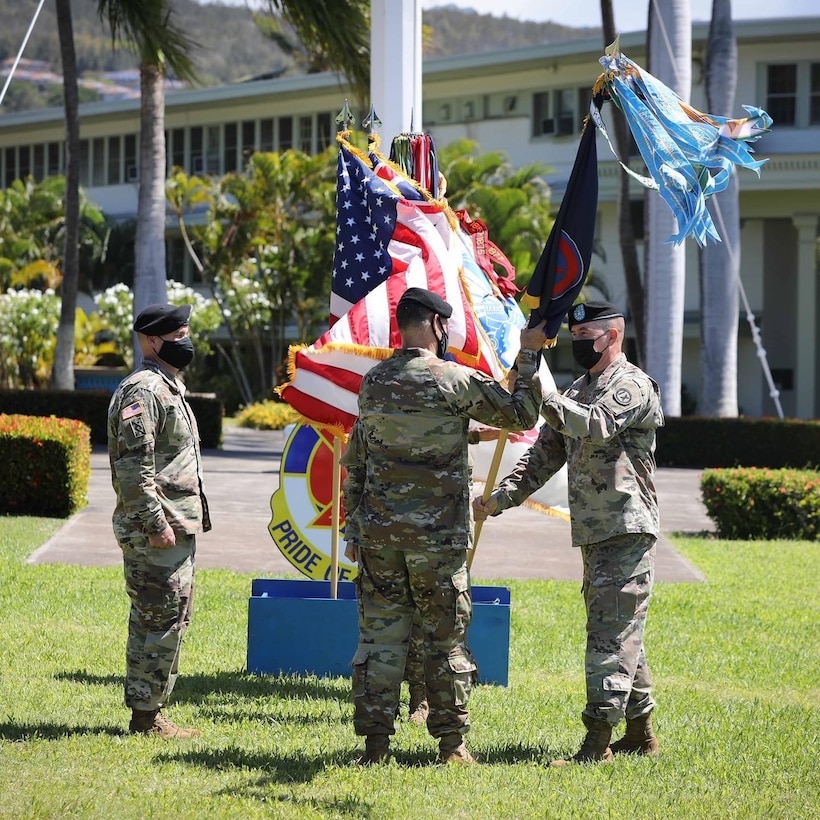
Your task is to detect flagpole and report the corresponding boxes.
[468,431,508,570]
[330,437,342,598]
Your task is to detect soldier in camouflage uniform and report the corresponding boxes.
[107,303,211,740]
[474,300,664,765]
[341,287,545,766]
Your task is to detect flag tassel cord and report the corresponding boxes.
[0,0,47,109]
[467,431,508,570]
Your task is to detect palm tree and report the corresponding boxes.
[96,1,198,358]
[599,0,646,366]
[52,0,81,390]
[699,0,739,417]
[644,0,691,417]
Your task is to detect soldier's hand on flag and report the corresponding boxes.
[148,523,176,549]
[472,493,499,522]
[345,540,359,563]
[520,320,548,352]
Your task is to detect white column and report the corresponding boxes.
[792,213,819,419]
[369,0,422,142]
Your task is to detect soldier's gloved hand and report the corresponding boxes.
[344,540,359,563]
[148,523,176,549]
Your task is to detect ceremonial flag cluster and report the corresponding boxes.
[595,47,772,246]
[278,136,526,436]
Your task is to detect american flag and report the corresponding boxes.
[278,139,527,435]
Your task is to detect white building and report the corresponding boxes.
[0,17,817,418]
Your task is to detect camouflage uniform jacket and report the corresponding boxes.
[341,346,541,552]
[493,353,664,546]
[107,360,211,541]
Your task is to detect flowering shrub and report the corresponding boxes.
[234,399,298,430]
[701,467,820,540]
[0,413,91,516]
[0,288,61,388]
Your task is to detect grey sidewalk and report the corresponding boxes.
[29,426,710,582]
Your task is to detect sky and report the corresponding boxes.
[203,0,816,30]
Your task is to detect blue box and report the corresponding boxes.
[247,578,511,686]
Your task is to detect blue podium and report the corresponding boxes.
[247,578,511,685]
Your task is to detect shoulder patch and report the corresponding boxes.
[121,401,144,420]
[613,387,633,406]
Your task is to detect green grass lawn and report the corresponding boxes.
[1,516,818,819]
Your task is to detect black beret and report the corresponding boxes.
[567,300,623,329]
[133,303,193,336]
[397,287,453,318]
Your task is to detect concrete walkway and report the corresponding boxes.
[30,426,710,582]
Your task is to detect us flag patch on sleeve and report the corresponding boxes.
[121,401,144,420]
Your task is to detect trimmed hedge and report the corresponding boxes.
[0,414,91,518]
[701,467,820,540]
[657,417,820,469]
[0,388,223,449]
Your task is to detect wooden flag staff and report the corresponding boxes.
[467,430,508,570]
[330,437,343,598]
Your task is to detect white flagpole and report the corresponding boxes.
[0,0,47,109]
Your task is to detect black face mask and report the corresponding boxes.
[157,336,195,370]
[571,332,606,370]
[433,316,449,359]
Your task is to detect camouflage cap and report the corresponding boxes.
[133,303,193,336]
[567,300,623,329]
[397,287,453,318]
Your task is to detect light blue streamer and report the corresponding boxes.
[597,52,772,246]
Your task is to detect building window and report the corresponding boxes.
[170,128,185,171]
[811,63,820,125]
[92,137,106,186]
[317,112,333,150]
[766,64,797,125]
[242,119,256,161]
[299,115,312,153]
[32,144,45,181]
[278,116,293,151]
[107,136,121,184]
[125,134,138,182]
[77,141,88,185]
[4,147,15,186]
[47,142,61,176]
[190,127,203,175]
[224,122,238,173]
[532,91,550,137]
[260,118,274,151]
[206,125,220,174]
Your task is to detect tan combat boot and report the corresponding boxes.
[408,686,429,726]
[437,733,477,765]
[129,709,202,739]
[356,735,391,766]
[610,713,660,756]
[550,716,614,767]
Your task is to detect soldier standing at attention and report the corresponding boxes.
[474,300,664,765]
[107,303,210,739]
[342,287,546,766]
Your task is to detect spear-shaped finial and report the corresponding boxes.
[362,104,382,133]
[335,99,356,131]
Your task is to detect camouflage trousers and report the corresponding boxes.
[403,611,425,690]
[580,533,656,727]
[119,532,196,711]
[352,547,476,740]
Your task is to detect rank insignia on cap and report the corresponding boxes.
[614,388,633,406]
[121,401,144,420]
[573,305,586,322]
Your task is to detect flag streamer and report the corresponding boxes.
[595,46,772,246]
